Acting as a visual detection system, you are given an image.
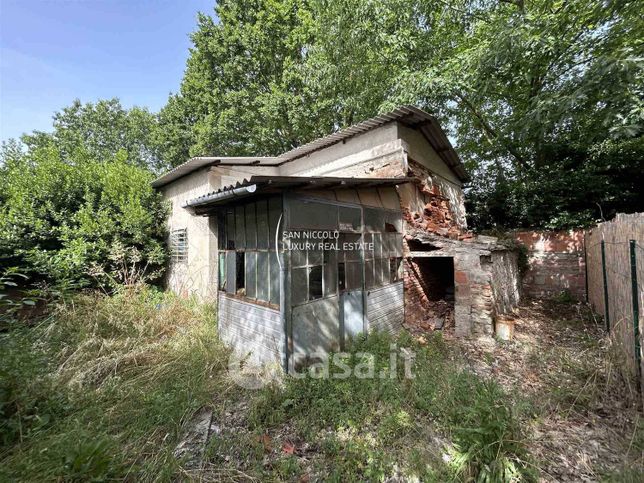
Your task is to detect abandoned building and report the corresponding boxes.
[153,106,521,369]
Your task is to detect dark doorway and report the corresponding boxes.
[407,256,455,331]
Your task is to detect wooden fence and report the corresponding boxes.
[586,213,644,387]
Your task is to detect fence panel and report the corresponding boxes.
[586,213,644,383]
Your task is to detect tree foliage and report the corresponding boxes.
[0,101,167,289]
[157,0,643,229]
[24,98,164,172]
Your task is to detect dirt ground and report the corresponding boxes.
[452,299,643,481]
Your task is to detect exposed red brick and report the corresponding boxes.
[454,271,468,284]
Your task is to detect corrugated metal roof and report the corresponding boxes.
[184,175,414,211]
[152,105,468,188]
[151,156,285,188]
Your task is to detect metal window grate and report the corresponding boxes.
[170,228,188,263]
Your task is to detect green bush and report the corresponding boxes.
[0,144,167,289]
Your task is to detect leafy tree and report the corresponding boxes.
[156,0,335,167]
[23,98,164,172]
[161,0,642,229]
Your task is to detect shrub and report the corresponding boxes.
[0,145,168,289]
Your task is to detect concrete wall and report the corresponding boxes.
[161,169,218,299]
[515,230,586,300]
[280,124,400,176]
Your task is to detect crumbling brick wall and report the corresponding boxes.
[515,230,586,300]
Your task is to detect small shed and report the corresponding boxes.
[184,176,411,370]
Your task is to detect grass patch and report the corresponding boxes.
[0,285,229,481]
[248,331,536,481]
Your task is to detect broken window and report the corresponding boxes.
[217,197,282,306]
[235,252,245,295]
[389,257,403,283]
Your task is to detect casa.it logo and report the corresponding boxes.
[227,351,280,390]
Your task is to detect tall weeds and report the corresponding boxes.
[0,285,228,481]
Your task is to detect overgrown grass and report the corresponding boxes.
[2,287,537,481]
[248,332,536,481]
[0,286,229,481]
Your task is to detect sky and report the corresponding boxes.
[0,0,215,142]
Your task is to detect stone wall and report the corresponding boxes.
[515,230,586,300]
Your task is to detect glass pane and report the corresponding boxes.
[309,266,323,300]
[343,233,362,262]
[269,251,280,305]
[235,205,245,249]
[292,240,307,268]
[365,260,375,289]
[324,258,337,296]
[226,251,236,294]
[257,200,269,250]
[218,252,226,290]
[290,201,338,230]
[245,252,257,298]
[386,211,402,233]
[382,233,393,257]
[217,213,226,250]
[364,208,384,232]
[308,249,323,266]
[363,233,374,260]
[390,257,403,283]
[339,206,361,232]
[377,258,387,286]
[268,196,281,249]
[373,233,382,259]
[226,211,235,249]
[346,261,362,290]
[291,268,307,306]
[257,252,269,302]
[245,202,257,249]
[393,234,403,257]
